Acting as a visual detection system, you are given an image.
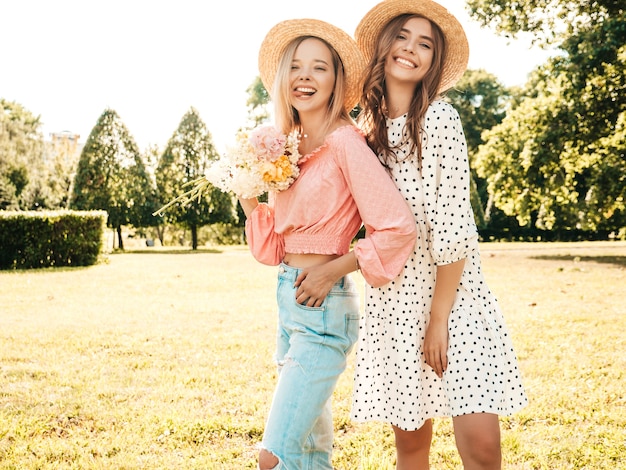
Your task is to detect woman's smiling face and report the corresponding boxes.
[289,37,336,115]
[385,16,435,87]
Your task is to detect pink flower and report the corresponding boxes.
[249,126,287,161]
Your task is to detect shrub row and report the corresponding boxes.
[0,210,107,270]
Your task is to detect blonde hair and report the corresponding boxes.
[359,14,446,165]
[272,36,352,136]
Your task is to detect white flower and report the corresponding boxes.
[154,125,301,216]
[205,126,301,199]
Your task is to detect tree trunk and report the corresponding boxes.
[191,225,198,250]
[484,193,494,223]
[156,224,165,246]
[117,226,124,250]
[470,172,486,228]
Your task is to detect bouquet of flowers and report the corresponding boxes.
[154,125,301,216]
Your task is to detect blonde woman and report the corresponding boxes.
[240,18,417,470]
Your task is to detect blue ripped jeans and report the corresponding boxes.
[260,263,359,469]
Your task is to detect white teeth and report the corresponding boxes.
[396,58,416,68]
[296,87,316,93]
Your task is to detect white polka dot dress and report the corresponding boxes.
[351,100,528,431]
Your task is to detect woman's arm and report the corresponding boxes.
[424,259,465,378]
[238,197,258,218]
[241,197,285,266]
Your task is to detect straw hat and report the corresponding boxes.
[355,0,469,93]
[258,19,366,111]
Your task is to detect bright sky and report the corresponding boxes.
[2,0,552,154]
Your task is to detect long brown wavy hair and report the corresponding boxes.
[358,14,446,167]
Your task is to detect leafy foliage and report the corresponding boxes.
[446,69,511,228]
[468,0,626,234]
[245,76,271,129]
[466,0,622,46]
[155,107,236,249]
[447,69,510,155]
[0,210,106,269]
[0,98,45,209]
[70,108,156,248]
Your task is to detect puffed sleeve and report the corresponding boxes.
[244,199,285,266]
[422,101,479,265]
[338,131,417,287]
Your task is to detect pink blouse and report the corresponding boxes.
[245,125,416,287]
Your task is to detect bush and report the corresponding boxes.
[0,210,107,269]
[199,223,245,246]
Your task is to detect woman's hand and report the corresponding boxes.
[291,253,357,307]
[293,265,336,307]
[423,317,449,378]
[425,259,465,378]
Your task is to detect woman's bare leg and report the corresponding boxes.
[453,413,501,470]
[393,419,432,469]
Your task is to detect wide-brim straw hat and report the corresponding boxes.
[355,0,469,93]
[258,18,366,112]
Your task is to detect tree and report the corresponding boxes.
[0,99,45,210]
[446,69,511,228]
[70,108,154,249]
[155,107,236,249]
[466,0,622,47]
[447,69,509,154]
[467,0,626,235]
[244,76,271,129]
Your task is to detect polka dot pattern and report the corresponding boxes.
[351,101,528,431]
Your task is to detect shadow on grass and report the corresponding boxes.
[531,255,626,267]
[112,247,224,255]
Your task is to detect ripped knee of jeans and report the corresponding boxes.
[276,354,303,372]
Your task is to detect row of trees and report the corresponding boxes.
[71,108,238,250]
[1,0,624,244]
[0,99,239,250]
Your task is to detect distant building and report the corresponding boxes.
[49,131,81,154]
[43,131,82,164]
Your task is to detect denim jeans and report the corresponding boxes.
[260,263,360,469]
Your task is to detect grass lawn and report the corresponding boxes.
[1,241,625,469]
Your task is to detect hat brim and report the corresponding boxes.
[355,0,469,93]
[258,19,366,112]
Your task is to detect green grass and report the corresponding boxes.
[1,241,625,469]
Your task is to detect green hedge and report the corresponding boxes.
[0,210,107,270]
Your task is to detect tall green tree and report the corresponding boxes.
[155,107,236,250]
[446,69,511,228]
[70,108,154,249]
[467,0,622,46]
[244,76,271,130]
[447,69,509,154]
[468,0,626,234]
[0,99,44,210]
